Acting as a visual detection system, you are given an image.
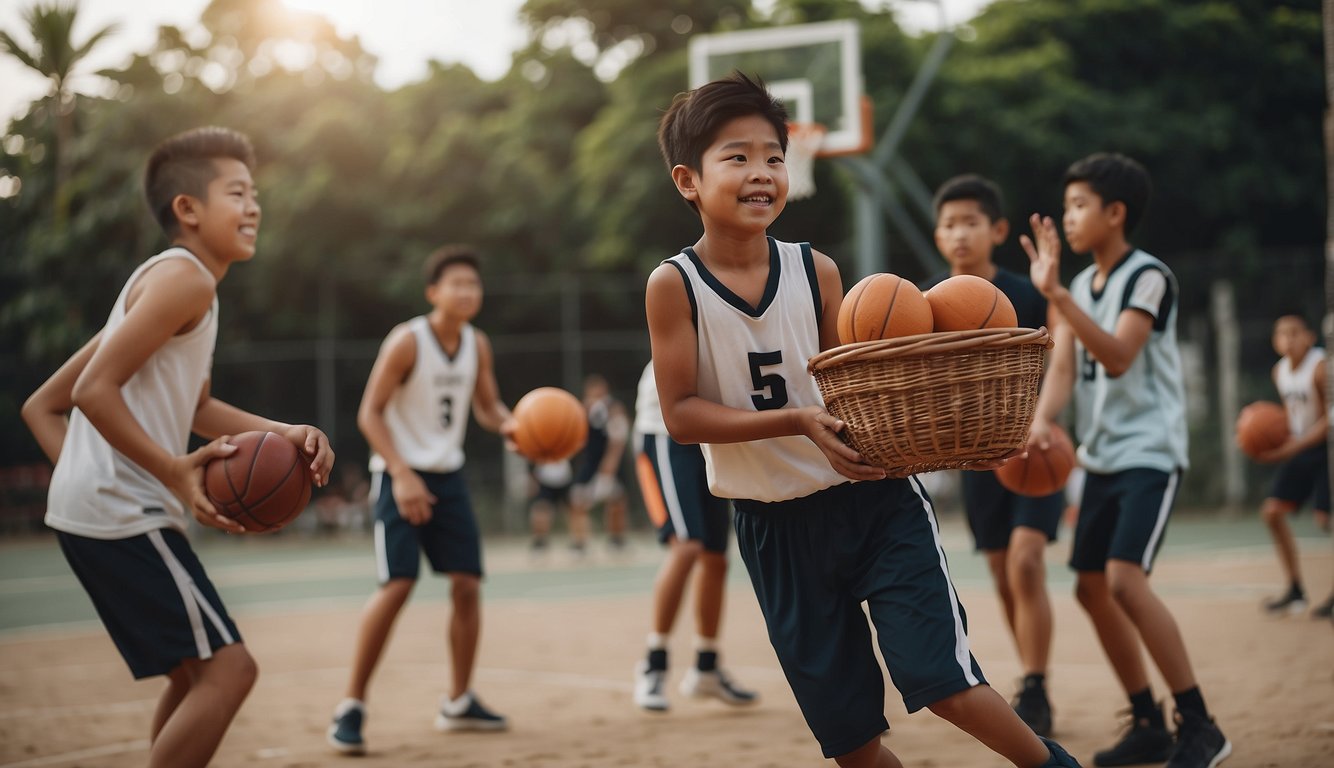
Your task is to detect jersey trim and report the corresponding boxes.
[1119,264,1173,332]
[666,259,698,328]
[1088,248,1135,303]
[799,242,822,329]
[682,237,781,317]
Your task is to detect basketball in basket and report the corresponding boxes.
[808,328,1052,477]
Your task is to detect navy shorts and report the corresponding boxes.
[1269,444,1330,511]
[373,469,482,582]
[635,434,730,553]
[534,482,571,505]
[57,528,241,679]
[1070,468,1181,574]
[734,476,986,759]
[962,469,1064,551]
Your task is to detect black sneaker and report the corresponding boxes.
[327,699,366,755]
[1013,678,1054,737]
[1166,710,1231,768]
[1039,736,1083,767]
[1262,585,1307,616]
[1311,594,1334,620]
[435,691,508,732]
[1093,712,1173,767]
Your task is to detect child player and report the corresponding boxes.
[568,373,631,552]
[327,246,515,754]
[921,174,1065,736]
[22,126,335,768]
[1023,153,1230,768]
[1252,313,1330,617]
[631,360,758,712]
[645,72,1081,768]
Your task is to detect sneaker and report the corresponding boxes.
[634,659,669,712]
[679,667,758,706]
[327,699,366,755]
[1039,736,1083,767]
[1311,594,1334,620]
[1262,586,1307,616]
[1013,678,1054,737]
[1093,712,1173,767]
[434,691,508,732]
[1166,710,1231,768]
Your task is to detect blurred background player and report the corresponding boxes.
[328,246,515,755]
[631,360,757,712]
[527,458,574,553]
[1251,313,1330,618]
[920,174,1065,736]
[568,373,630,553]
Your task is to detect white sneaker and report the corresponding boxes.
[634,660,669,711]
[679,668,758,706]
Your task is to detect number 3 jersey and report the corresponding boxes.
[664,237,845,502]
[369,317,477,474]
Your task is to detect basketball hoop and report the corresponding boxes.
[786,123,826,201]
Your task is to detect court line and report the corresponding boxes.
[0,739,148,768]
[0,699,154,720]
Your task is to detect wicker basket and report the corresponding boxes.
[808,327,1051,477]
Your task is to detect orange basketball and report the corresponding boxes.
[996,424,1077,497]
[837,273,934,344]
[1236,401,1290,459]
[512,387,588,463]
[924,274,1018,332]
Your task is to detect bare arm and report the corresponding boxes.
[469,329,515,437]
[357,325,436,523]
[1028,311,1076,449]
[22,332,103,464]
[192,382,334,487]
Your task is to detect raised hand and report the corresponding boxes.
[1021,214,1064,299]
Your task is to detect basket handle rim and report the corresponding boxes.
[809,327,1052,371]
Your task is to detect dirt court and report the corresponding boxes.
[1,513,1331,768]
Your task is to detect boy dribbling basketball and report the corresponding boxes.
[22,126,335,768]
[645,72,1080,768]
[327,246,515,754]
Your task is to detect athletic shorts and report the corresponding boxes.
[534,482,571,505]
[1269,444,1330,511]
[635,433,730,553]
[372,469,482,582]
[1070,468,1181,574]
[734,476,986,759]
[961,469,1064,551]
[56,528,241,679]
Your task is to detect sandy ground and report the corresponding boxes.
[1,521,1331,768]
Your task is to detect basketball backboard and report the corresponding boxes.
[688,20,868,156]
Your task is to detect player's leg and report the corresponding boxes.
[1006,490,1064,737]
[1260,497,1305,612]
[529,495,554,550]
[151,666,190,742]
[447,572,481,697]
[150,644,258,768]
[605,483,629,547]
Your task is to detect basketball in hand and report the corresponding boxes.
[924,274,1018,332]
[204,431,312,532]
[1235,401,1289,459]
[996,424,1077,498]
[837,273,934,344]
[512,387,588,463]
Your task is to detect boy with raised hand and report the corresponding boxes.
[921,173,1065,736]
[645,72,1080,768]
[22,126,335,768]
[328,246,515,755]
[1253,313,1330,617]
[1023,153,1230,768]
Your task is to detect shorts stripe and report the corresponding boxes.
[908,476,980,687]
[146,530,212,661]
[635,452,670,529]
[189,582,235,645]
[1141,469,1179,570]
[374,519,390,584]
[654,434,691,539]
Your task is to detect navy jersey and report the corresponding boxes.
[919,267,1048,329]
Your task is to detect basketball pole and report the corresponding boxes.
[1323,0,1333,494]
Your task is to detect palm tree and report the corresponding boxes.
[0,1,117,221]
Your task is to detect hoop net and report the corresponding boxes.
[786,123,826,201]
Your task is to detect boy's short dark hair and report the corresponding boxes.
[423,244,480,285]
[1062,152,1152,234]
[933,174,1006,222]
[657,72,789,211]
[1275,312,1313,330]
[144,126,256,236]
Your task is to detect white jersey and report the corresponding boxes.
[1276,347,1325,435]
[666,237,845,502]
[633,361,667,437]
[369,317,477,474]
[1070,249,1189,474]
[46,248,218,539]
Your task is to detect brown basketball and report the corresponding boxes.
[204,431,312,533]
[837,273,934,344]
[512,387,589,463]
[924,274,1018,332]
[996,423,1077,497]
[1236,401,1290,459]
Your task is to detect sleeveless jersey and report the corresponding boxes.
[666,237,845,502]
[369,317,477,473]
[1070,249,1189,473]
[633,361,667,436]
[1276,347,1325,435]
[46,248,218,539]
